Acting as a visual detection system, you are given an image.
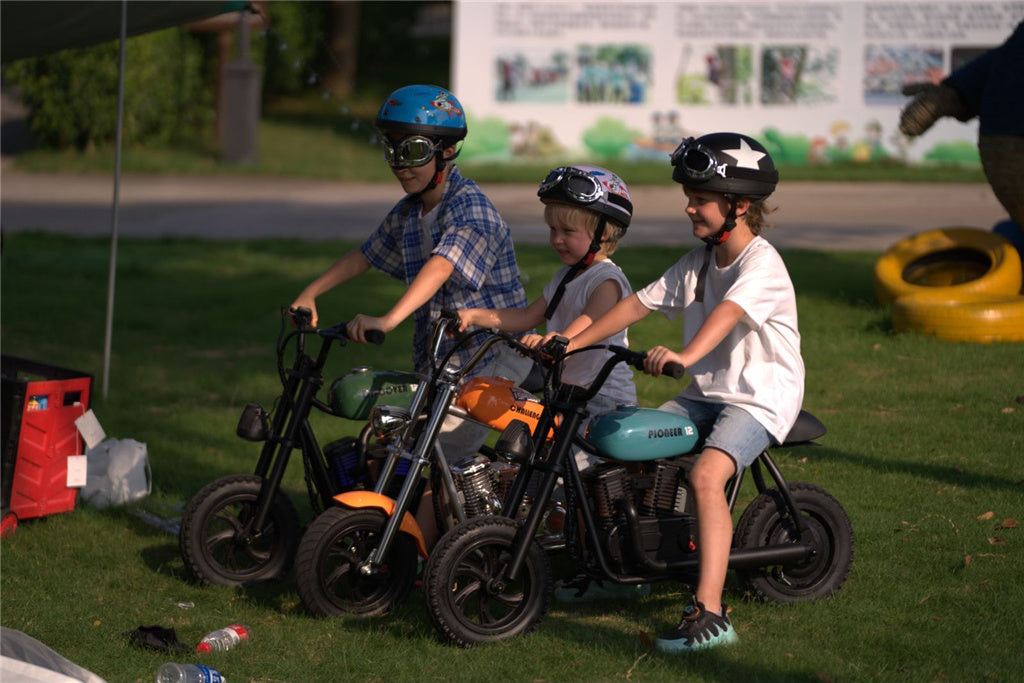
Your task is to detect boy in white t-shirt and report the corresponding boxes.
[456,164,639,429]
[564,133,805,652]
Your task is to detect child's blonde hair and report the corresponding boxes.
[544,201,626,256]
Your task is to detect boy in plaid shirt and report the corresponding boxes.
[291,84,532,454]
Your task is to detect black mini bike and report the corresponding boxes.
[179,308,415,587]
[423,339,855,647]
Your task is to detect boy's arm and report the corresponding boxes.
[461,297,548,333]
[644,300,745,375]
[348,254,454,342]
[567,293,651,351]
[292,249,371,326]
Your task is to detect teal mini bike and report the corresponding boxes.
[423,339,854,647]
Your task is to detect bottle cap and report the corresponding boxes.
[196,642,212,654]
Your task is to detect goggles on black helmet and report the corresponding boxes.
[669,137,722,181]
[381,134,443,168]
[538,166,604,205]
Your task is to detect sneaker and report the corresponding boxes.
[555,577,651,603]
[655,600,737,653]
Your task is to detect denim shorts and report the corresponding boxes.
[656,396,771,471]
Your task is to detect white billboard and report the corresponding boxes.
[452,0,1023,166]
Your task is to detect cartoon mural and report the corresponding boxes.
[453,1,1021,166]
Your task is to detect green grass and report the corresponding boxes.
[2,235,1022,683]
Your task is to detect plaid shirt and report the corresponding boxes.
[361,165,529,373]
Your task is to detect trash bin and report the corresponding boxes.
[1,355,93,536]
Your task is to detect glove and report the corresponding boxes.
[898,82,969,136]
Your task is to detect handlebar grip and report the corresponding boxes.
[289,306,313,326]
[662,362,686,379]
[365,330,386,345]
[440,308,461,322]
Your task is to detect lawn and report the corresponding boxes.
[1,234,1021,683]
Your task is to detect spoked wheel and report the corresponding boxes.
[294,507,418,617]
[423,516,552,647]
[178,474,300,586]
[733,482,854,603]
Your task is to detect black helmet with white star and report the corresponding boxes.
[670,132,778,200]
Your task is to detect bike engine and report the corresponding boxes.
[450,455,511,517]
[583,459,698,570]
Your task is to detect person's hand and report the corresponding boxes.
[520,333,545,349]
[456,309,476,333]
[643,345,685,377]
[289,297,319,327]
[539,331,563,346]
[345,313,388,343]
[899,82,968,136]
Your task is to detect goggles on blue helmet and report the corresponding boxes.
[538,166,604,205]
[380,134,443,168]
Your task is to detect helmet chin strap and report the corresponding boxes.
[702,196,738,245]
[544,216,607,320]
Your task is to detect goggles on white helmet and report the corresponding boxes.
[538,165,633,229]
[539,167,604,203]
[380,134,443,168]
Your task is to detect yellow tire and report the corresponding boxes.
[874,228,1023,306]
[892,291,1024,343]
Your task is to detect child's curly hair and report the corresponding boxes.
[742,198,777,236]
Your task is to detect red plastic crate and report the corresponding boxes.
[2,356,92,529]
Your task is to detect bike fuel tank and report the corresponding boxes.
[456,376,543,433]
[586,406,699,461]
[329,367,419,420]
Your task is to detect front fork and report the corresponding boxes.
[353,370,461,575]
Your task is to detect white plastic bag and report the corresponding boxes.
[80,438,151,509]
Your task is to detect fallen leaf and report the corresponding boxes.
[1001,407,1015,414]
[93,620,101,627]
[786,652,795,659]
[817,672,835,683]
[988,537,1007,546]
[964,555,972,565]
[638,629,654,653]
[978,511,995,520]
[1000,518,1018,529]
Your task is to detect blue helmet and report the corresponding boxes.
[375,84,468,143]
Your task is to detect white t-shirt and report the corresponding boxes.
[543,259,638,407]
[636,237,804,442]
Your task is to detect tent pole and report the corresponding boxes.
[102,0,127,400]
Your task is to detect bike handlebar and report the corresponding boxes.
[287,307,385,345]
[535,337,686,406]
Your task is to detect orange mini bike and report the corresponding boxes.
[293,310,554,617]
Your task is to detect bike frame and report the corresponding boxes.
[244,311,379,542]
[331,314,536,575]
[499,344,817,586]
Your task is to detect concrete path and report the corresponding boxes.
[0,170,1008,251]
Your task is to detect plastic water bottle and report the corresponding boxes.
[195,624,251,654]
[155,662,225,683]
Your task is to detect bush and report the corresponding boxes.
[5,27,213,150]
